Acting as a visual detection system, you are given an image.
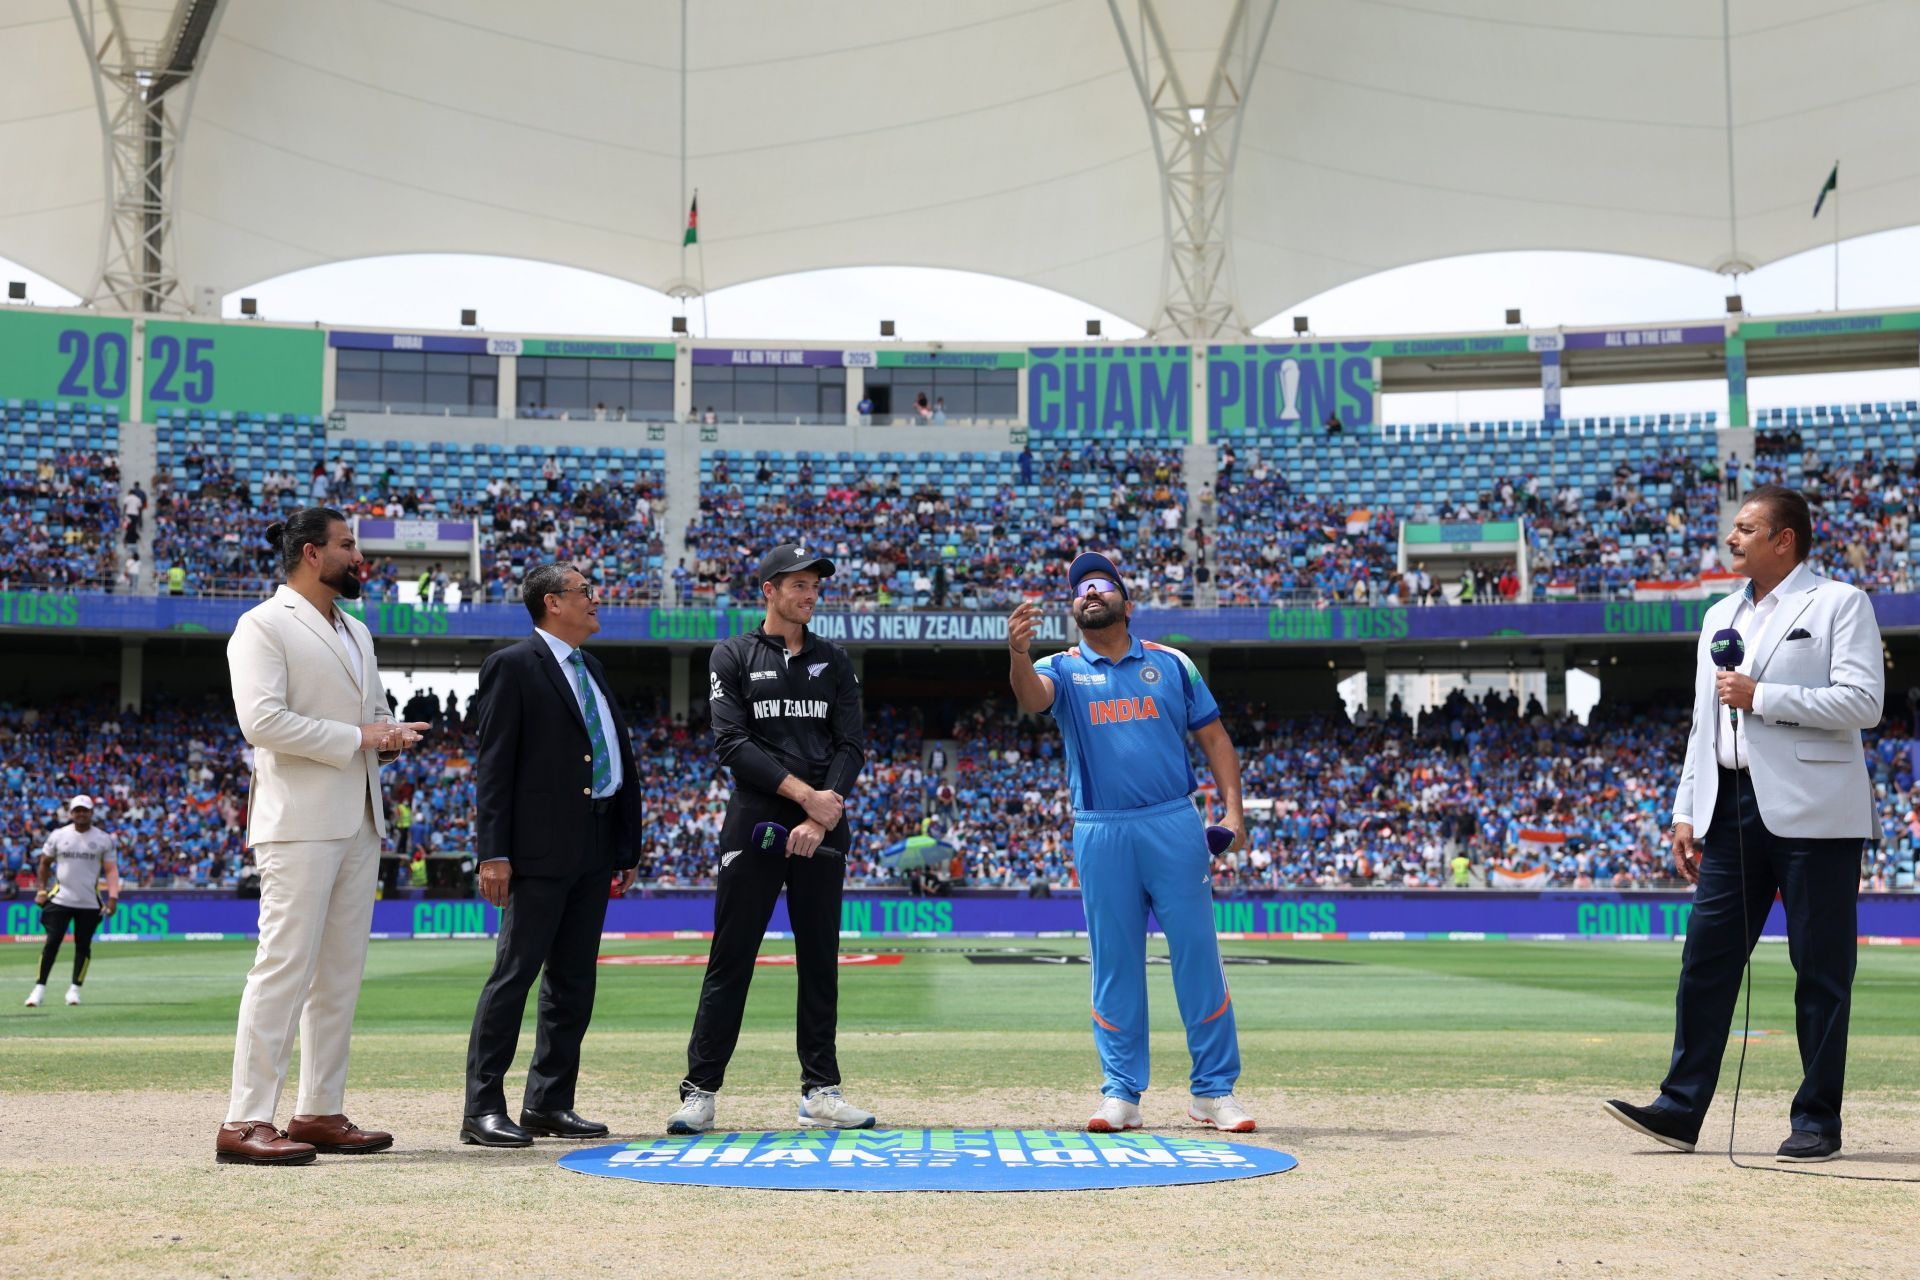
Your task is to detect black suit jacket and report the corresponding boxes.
[473,632,641,874]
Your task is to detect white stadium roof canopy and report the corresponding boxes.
[5,0,1918,334]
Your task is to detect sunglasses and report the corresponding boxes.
[1075,577,1121,598]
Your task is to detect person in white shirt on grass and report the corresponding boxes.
[25,795,120,1008]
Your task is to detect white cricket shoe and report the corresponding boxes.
[1086,1097,1143,1133]
[65,985,81,1006]
[1188,1093,1256,1133]
[24,984,44,1008]
[798,1087,876,1130]
[667,1088,716,1135]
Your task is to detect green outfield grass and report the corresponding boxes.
[5,937,1919,1100]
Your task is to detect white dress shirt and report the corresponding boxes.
[1712,561,1813,771]
[330,610,364,688]
[535,626,624,797]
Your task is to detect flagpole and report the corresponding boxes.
[678,0,687,286]
[696,188,710,338]
[1832,167,1840,311]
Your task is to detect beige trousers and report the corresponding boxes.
[225,805,380,1123]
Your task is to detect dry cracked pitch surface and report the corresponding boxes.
[3,1084,1917,1279]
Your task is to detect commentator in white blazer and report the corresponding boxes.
[1605,484,1883,1166]
[217,507,430,1167]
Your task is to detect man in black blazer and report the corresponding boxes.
[460,563,641,1147]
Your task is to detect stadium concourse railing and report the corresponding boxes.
[6,578,1751,607]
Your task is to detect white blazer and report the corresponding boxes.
[1673,564,1884,840]
[228,585,389,846]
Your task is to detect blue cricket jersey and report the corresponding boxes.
[1034,636,1221,812]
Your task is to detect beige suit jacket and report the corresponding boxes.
[228,584,389,846]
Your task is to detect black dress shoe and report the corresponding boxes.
[1601,1099,1699,1152]
[1777,1130,1841,1163]
[519,1108,610,1140]
[460,1112,533,1148]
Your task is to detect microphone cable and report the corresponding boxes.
[1722,704,1920,1183]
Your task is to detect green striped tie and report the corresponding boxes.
[568,650,613,794]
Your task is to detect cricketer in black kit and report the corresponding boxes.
[674,543,872,1130]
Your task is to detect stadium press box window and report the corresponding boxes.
[335,350,499,416]
[692,364,847,421]
[517,356,674,420]
[864,366,1017,420]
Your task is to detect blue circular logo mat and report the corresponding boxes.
[558,1129,1297,1192]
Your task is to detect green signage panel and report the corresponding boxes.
[142,321,323,418]
[877,350,1026,369]
[1726,333,1748,429]
[1736,311,1920,342]
[0,309,134,418]
[1207,343,1377,434]
[1367,335,1535,358]
[1026,346,1190,438]
[1404,520,1521,545]
[520,339,675,360]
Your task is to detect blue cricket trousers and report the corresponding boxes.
[1075,795,1240,1102]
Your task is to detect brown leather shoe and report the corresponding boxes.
[217,1121,317,1166]
[287,1113,394,1154]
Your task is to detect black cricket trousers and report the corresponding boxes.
[683,796,848,1095]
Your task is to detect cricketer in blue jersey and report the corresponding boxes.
[1007,551,1256,1135]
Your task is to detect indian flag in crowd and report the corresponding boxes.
[1633,570,1746,602]
[1490,865,1549,889]
[1543,580,1578,600]
[1633,578,1708,601]
[1492,829,1562,889]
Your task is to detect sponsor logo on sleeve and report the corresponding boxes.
[709,671,726,702]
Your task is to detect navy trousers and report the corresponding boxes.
[1655,766,1861,1138]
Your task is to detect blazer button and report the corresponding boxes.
[582,787,591,796]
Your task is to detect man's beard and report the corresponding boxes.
[1076,602,1120,630]
[324,563,363,600]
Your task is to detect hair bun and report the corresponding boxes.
[264,521,287,547]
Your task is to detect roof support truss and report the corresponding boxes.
[71,0,223,313]
[1108,0,1277,340]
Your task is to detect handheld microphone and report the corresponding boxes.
[751,821,789,855]
[1710,628,1744,729]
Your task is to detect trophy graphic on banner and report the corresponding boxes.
[1279,358,1302,421]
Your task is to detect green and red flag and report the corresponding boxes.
[684,195,699,246]
[1812,164,1837,219]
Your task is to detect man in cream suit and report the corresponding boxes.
[1605,485,1883,1164]
[219,507,430,1166]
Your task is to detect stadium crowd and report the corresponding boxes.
[10,687,1913,896]
[0,449,123,591]
[8,414,1920,607]
[681,446,1194,609]
[144,450,669,603]
[1752,447,1913,593]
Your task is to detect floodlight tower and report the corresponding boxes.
[70,0,226,314]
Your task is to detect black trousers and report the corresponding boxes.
[684,798,848,1094]
[463,805,618,1117]
[1657,766,1861,1138]
[38,904,102,986]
